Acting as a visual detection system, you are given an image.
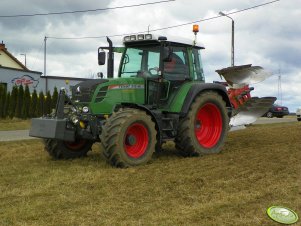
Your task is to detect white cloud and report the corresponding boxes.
[1,0,300,111]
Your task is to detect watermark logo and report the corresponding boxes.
[267,206,298,224]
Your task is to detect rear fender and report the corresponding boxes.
[181,83,232,117]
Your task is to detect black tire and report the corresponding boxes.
[266,112,273,118]
[298,118,301,122]
[101,108,157,168]
[175,91,229,156]
[43,138,93,159]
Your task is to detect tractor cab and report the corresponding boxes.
[99,34,206,106]
[119,34,205,81]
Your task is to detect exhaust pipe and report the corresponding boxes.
[107,37,114,78]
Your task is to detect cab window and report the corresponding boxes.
[163,46,189,80]
[192,49,205,81]
[120,46,160,78]
[120,48,142,77]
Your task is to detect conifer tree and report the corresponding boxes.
[4,91,10,118]
[1,88,7,118]
[0,86,4,118]
[15,85,24,118]
[30,89,38,118]
[37,91,45,117]
[52,87,58,110]
[9,85,18,118]
[44,90,52,115]
[22,85,31,119]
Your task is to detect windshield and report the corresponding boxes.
[120,45,160,78]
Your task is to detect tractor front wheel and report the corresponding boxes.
[175,91,229,156]
[101,108,157,167]
[43,138,93,159]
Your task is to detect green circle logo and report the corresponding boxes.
[267,206,299,224]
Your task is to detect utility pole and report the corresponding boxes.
[278,68,282,105]
[44,36,48,93]
[219,12,235,67]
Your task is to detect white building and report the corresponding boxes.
[0,42,89,94]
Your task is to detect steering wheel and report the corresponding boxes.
[137,70,151,78]
[148,67,159,76]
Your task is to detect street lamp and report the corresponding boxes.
[219,12,234,67]
[20,53,27,67]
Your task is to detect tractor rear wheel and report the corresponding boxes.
[175,91,229,156]
[43,138,93,159]
[101,108,157,167]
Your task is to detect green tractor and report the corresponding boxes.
[30,32,265,167]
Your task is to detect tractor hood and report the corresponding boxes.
[72,79,109,102]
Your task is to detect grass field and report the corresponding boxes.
[0,119,31,131]
[0,122,300,225]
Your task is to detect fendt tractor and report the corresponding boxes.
[30,26,275,167]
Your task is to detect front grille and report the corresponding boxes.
[95,86,108,102]
[71,79,109,103]
[72,86,92,102]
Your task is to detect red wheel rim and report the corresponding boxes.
[124,123,149,158]
[64,139,87,151]
[195,103,222,148]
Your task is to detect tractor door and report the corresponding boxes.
[118,44,170,106]
[147,45,191,107]
[142,47,170,106]
[161,46,190,104]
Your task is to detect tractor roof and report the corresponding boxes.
[123,34,205,49]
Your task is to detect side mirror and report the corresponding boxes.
[98,48,106,65]
[162,46,173,62]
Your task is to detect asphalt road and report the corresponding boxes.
[0,117,297,142]
[253,117,297,124]
[0,130,36,142]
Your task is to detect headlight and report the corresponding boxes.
[137,34,144,40]
[76,86,81,94]
[145,34,152,40]
[71,115,79,125]
[71,106,78,113]
[130,35,136,41]
[123,34,153,43]
[82,106,89,113]
[124,36,131,42]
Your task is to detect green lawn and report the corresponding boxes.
[0,122,300,225]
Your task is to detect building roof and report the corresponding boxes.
[0,42,29,71]
[0,65,42,75]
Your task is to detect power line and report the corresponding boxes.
[0,0,175,18]
[151,0,281,32]
[47,0,281,40]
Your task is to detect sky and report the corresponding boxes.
[0,0,300,112]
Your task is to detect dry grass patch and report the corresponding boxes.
[0,122,300,225]
[0,119,31,131]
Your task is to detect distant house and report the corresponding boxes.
[0,42,89,94]
[0,42,29,70]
